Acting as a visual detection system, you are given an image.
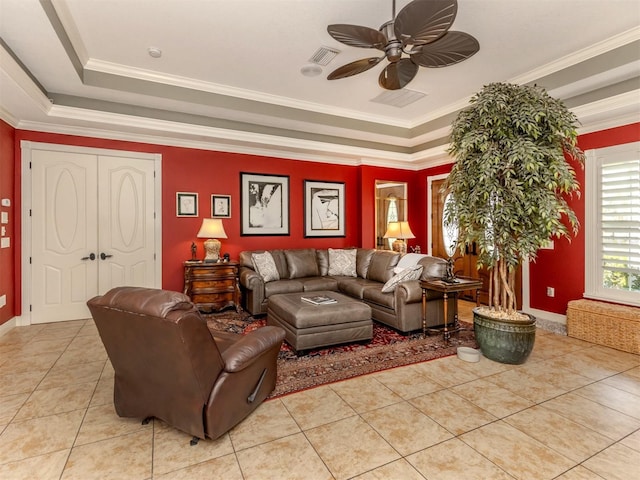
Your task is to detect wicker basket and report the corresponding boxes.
[566,299,640,354]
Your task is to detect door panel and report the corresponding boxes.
[97,156,156,293]
[31,150,99,323]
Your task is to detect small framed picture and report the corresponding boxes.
[304,180,345,237]
[176,192,198,217]
[211,194,231,218]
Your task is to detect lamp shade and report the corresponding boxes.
[197,218,227,239]
[383,221,415,240]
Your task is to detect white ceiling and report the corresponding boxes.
[1,0,639,168]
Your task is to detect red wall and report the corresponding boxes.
[0,120,16,325]
[529,122,640,314]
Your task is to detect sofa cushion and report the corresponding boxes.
[356,248,375,278]
[381,265,423,293]
[285,249,319,279]
[264,279,305,297]
[251,251,280,282]
[363,287,395,309]
[366,251,400,283]
[316,249,330,276]
[299,277,339,292]
[328,248,357,276]
[336,277,380,299]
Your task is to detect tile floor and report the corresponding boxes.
[0,304,639,479]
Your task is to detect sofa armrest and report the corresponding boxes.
[396,280,423,303]
[239,267,264,291]
[220,326,285,373]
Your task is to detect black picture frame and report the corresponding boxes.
[240,172,290,235]
[304,180,345,237]
[211,194,231,218]
[176,192,198,217]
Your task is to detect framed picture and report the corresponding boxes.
[211,194,231,218]
[176,192,198,217]
[240,172,290,235]
[304,180,345,237]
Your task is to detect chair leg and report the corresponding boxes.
[247,369,268,403]
[190,437,199,446]
[142,416,153,425]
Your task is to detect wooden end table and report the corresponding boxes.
[183,261,241,313]
[420,276,483,341]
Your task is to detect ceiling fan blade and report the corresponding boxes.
[410,31,479,67]
[394,0,457,46]
[378,59,418,90]
[327,24,388,50]
[327,57,384,80]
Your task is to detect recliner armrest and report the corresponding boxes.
[220,326,285,373]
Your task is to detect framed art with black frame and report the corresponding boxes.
[240,172,290,235]
[211,194,231,218]
[304,180,345,237]
[176,192,198,217]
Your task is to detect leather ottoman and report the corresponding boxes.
[267,291,372,354]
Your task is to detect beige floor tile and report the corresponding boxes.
[542,392,640,441]
[305,415,400,480]
[15,336,73,356]
[77,323,99,337]
[0,369,48,396]
[153,453,244,480]
[521,360,594,391]
[38,360,105,390]
[454,354,513,378]
[280,385,356,430]
[484,367,568,403]
[362,401,453,456]
[62,429,152,480]
[236,432,332,480]
[54,345,108,367]
[409,389,497,435]
[550,347,637,381]
[228,399,300,451]
[0,410,84,464]
[407,438,513,480]
[32,324,83,340]
[329,375,402,413]
[0,352,60,375]
[574,381,640,419]
[0,327,44,345]
[452,378,534,418]
[0,449,69,480]
[582,443,640,480]
[75,403,150,446]
[0,392,29,424]
[602,371,640,396]
[89,375,114,407]
[152,420,234,476]
[461,420,575,479]
[504,405,614,462]
[67,334,105,351]
[14,382,95,421]
[554,465,606,479]
[351,458,424,480]
[372,364,445,399]
[621,429,640,452]
[411,356,481,387]
[625,365,640,380]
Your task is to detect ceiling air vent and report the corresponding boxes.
[371,89,426,108]
[309,46,340,66]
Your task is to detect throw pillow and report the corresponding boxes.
[251,252,280,282]
[381,264,423,293]
[327,248,357,277]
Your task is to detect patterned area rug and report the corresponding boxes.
[206,309,478,399]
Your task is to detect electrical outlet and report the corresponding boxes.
[546,287,555,297]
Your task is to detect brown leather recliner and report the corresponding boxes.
[87,286,285,442]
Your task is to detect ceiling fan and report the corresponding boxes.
[327,0,479,90]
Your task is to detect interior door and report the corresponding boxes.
[30,149,157,324]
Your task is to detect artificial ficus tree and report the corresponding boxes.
[443,82,585,316]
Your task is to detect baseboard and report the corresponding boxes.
[524,307,567,335]
[0,317,17,337]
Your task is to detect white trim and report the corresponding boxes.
[20,141,163,325]
[426,173,450,256]
[0,317,17,337]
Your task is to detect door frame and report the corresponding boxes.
[426,172,531,312]
[19,141,163,326]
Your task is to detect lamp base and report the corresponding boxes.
[203,238,221,262]
[391,239,407,254]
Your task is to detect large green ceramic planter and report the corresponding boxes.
[473,307,536,364]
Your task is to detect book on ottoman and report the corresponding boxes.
[301,294,337,305]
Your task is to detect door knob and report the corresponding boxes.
[81,253,96,261]
[100,252,113,260]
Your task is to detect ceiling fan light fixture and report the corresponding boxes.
[147,47,162,58]
[300,64,323,77]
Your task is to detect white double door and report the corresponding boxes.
[25,143,160,324]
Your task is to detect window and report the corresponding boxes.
[386,197,398,249]
[585,142,640,306]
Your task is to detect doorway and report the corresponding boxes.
[21,142,162,324]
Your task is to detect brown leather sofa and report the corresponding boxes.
[239,248,454,333]
[87,286,285,442]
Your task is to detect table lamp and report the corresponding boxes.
[197,218,227,262]
[383,221,415,254]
